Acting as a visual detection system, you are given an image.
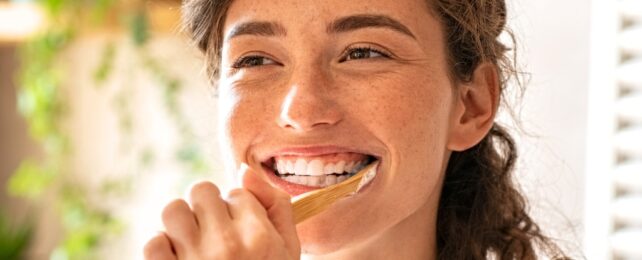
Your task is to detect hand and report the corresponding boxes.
[144,165,300,259]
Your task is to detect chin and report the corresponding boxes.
[297,223,362,255]
[294,202,385,255]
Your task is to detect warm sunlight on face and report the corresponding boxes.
[217,0,458,257]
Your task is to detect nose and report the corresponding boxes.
[277,68,343,132]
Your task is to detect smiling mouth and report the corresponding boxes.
[262,152,377,188]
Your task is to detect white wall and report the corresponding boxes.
[504,0,591,257]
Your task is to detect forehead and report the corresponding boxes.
[223,0,438,39]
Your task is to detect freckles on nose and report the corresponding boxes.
[276,85,343,131]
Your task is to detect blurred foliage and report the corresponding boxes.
[129,10,150,47]
[140,52,210,174]
[93,42,116,85]
[8,160,55,199]
[0,209,33,260]
[8,0,209,259]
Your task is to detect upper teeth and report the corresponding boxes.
[274,158,367,176]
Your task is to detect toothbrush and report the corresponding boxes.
[291,161,379,224]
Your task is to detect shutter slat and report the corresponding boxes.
[618,59,642,91]
[619,0,642,22]
[611,228,642,258]
[614,162,642,192]
[619,25,642,56]
[613,195,642,226]
[595,1,642,259]
[614,127,642,158]
[616,91,642,123]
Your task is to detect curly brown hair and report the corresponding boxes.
[181,0,569,258]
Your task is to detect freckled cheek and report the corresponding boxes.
[365,85,451,144]
[368,81,452,184]
[380,94,450,203]
[406,97,451,154]
[219,94,272,154]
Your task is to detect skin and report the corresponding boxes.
[144,0,499,259]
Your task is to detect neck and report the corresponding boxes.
[303,199,439,260]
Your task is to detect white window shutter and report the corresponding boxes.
[586,0,642,259]
[613,1,642,259]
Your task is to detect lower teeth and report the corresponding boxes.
[278,173,355,187]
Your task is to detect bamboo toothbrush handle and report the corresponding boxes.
[291,183,355,224]
[291,162,377,224]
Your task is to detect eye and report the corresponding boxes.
[340,47,390,62]
[232,55,277,69]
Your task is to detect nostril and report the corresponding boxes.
[277,86,343,131]
[278,112,343,132]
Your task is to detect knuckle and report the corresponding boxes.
[247,215,269,230]
[223,240,242,257]
[205,235,243,259]
[219,227,238,242]
[243,220,271,245]
[200,226,274,259]
[161,199,189,221]
[227,188,247,197]
[190,181,220,198]
[245,241,268,256]
[249,229,270,248]
[143,233,168,258]
[244,231,274,258]
[143,240,156,257]
[226,188,250,201]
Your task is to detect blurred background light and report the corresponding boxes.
[0,2,45,42]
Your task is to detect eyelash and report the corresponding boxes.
[230,45,392,70]
[339,46,391,62]
[231,55,276,69]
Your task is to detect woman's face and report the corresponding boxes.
[218,0,458,255]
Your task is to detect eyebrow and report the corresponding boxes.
[225,14,415,41]
[327,14,416,39]
[226,21,287,40]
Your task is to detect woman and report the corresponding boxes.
[144,0,568,258]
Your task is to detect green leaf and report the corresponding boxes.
[93,42,116,85]
[0,209,33,259]
[7,160,55,199]
[42,0,65,16]
[129,11,149,47]
[63,229,98,255]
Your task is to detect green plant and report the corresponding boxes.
[0,209,33,260]
[8,0,209,258]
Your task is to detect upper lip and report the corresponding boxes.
[256,145,382,166]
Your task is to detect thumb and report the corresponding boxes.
[239,164,300,257]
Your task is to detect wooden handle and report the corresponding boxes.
[291,162,378,224]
